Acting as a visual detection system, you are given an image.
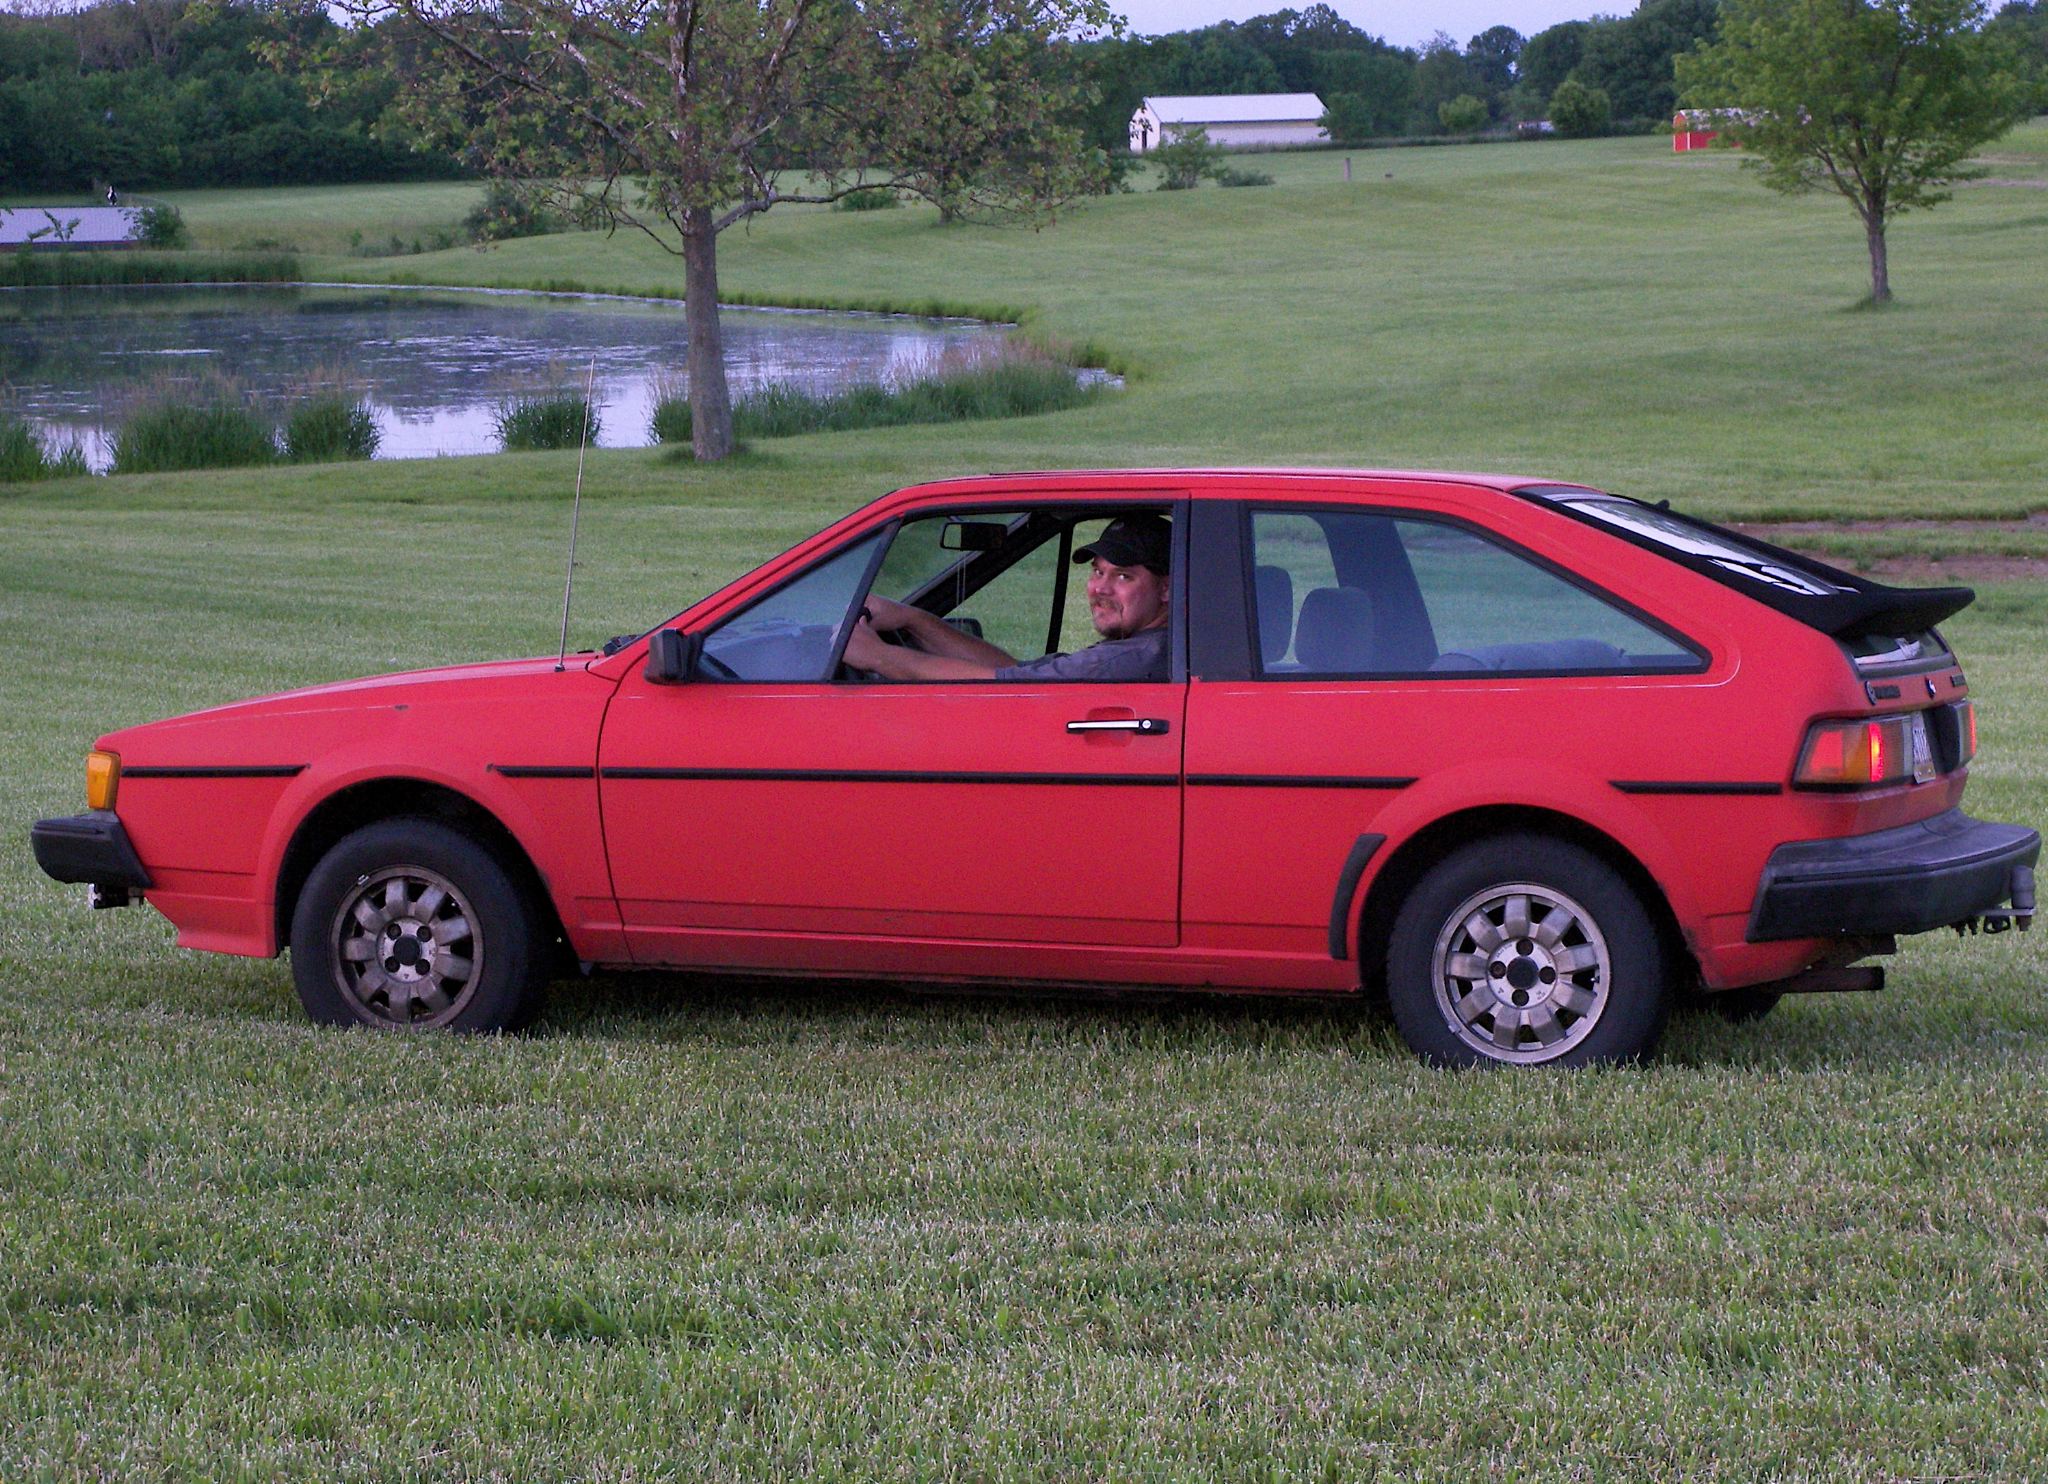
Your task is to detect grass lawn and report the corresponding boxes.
[6,123,2048,1478]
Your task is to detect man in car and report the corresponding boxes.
[842,513,1171,682]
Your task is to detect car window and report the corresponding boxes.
[699,531,885,682]
[862,508,1170,678]
[1249,509,1697,676]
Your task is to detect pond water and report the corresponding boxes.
[0,283,1011,469]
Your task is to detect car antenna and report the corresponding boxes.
[555,355,598,672]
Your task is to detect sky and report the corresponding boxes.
[1109,1,1616,51]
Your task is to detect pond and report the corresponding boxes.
[0,282,1012,469]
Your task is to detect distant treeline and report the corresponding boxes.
[0,0,458,193]
[3,0,2044,196]
[1075,0,2047,146]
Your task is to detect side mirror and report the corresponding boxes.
[644,628,701,685]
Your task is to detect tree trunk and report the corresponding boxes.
[1865,216,1890,304]
[682,207,734,461]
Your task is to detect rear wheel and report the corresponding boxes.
[289,818,546,1032]
[1386,834,1669,1067]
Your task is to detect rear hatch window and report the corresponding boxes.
[1518,485,1966,673]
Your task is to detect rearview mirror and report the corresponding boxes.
[644,628,701,685]
[941,519,1008,552]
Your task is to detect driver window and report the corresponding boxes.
[698,531,884,682]
[870,511,1062,663]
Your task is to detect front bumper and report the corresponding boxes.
[29,812,153,891]
[1749,808,2039,942]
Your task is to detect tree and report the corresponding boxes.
[1574,0,1721,121]
[1548,76,1611,135]
[1151,124,1224,188]
[1677,0,2029,302]
[352,0,1112,461]
[1312,49,1414,135]
[1513,19,1587,116]
[1438,93,1488,132]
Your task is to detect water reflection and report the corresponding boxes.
[0,282,1009,468]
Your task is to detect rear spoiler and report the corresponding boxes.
[1520,487,1975,641]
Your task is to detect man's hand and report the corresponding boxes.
[861,594,922,634]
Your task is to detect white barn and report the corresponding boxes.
[1128,94,1328,153]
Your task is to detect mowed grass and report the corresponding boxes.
[4,124,2048,1478]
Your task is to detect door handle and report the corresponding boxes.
[1066,717,1170,735]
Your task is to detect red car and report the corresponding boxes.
[32,470,2039,1065]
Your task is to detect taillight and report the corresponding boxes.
[1959,700,1977,765]
[1795,717,1913,787]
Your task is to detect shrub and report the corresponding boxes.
[496,392,599,451]
[1152,127,1226,190]
[1550,78,1613,137]
[1216,166,1275,188]
[111,400,276,475]
[651,343,1100,446]
[1438,94,1490,134]
[833,187,901,212]
[283,396,380,464]
[0,250,297,288]
[130,203,189,250]
[464,181,562,244]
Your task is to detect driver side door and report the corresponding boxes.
[598,501,1188,970]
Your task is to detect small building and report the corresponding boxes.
[0,205,143,251]
[1129,94,1328,153]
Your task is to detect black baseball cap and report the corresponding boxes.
[1073,514,1171,574]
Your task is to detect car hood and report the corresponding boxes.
[98,655,615,757]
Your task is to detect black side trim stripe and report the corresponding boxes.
[1611,780,1783,796]
[124,765,306,779]
[603,767,1179,786]
[490,765,597,779]
[1189,774,1415,790]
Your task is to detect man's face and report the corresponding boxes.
[1086,557,1169,640]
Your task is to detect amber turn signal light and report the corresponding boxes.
[86,750,120,811]
[1795,717,1910,787]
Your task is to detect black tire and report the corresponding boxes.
[289,818,546,1032]
[1384,834,1669,1067]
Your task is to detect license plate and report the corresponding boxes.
[1911,712,1937,783]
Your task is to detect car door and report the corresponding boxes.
[599,499,1189,968]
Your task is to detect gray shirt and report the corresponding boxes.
[992,626,1169,683]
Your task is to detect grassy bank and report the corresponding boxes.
[5,124,2048,1478]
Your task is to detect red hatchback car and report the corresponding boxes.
[32,470,2039,1065]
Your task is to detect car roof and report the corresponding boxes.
[896,468,1563,498]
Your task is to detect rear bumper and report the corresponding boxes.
[1749,808,2039,941]
[29,812,153,891]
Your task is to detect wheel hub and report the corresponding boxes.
[328,866,481,1027]
[1431,883,1612,1062]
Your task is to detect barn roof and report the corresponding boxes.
[1141,94,1326,124]
[0,206,140,248]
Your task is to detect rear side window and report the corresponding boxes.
[1250,508,1700,676]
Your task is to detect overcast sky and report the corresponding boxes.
[1111,1,1615,51]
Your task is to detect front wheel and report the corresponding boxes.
[289,818,546,1032]
[1385,834,1669,1067]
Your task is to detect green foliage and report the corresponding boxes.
[1215,165,1276,188]
[832,187,903,212]
[283,397,380,464]
[110,388,277,475]
[1678,0,2030,300]
[1549,77,1613,137]
[1152,126,1227,190]
[1438,93,1491,134]
[651,346,1097,445]
[0,0,463,191]
[130,202,187,249]
[0,415,86,482]
[0,249,297,288]
[461,181,561,244]
[1572,0,1722,122]
[495,392,598,452]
